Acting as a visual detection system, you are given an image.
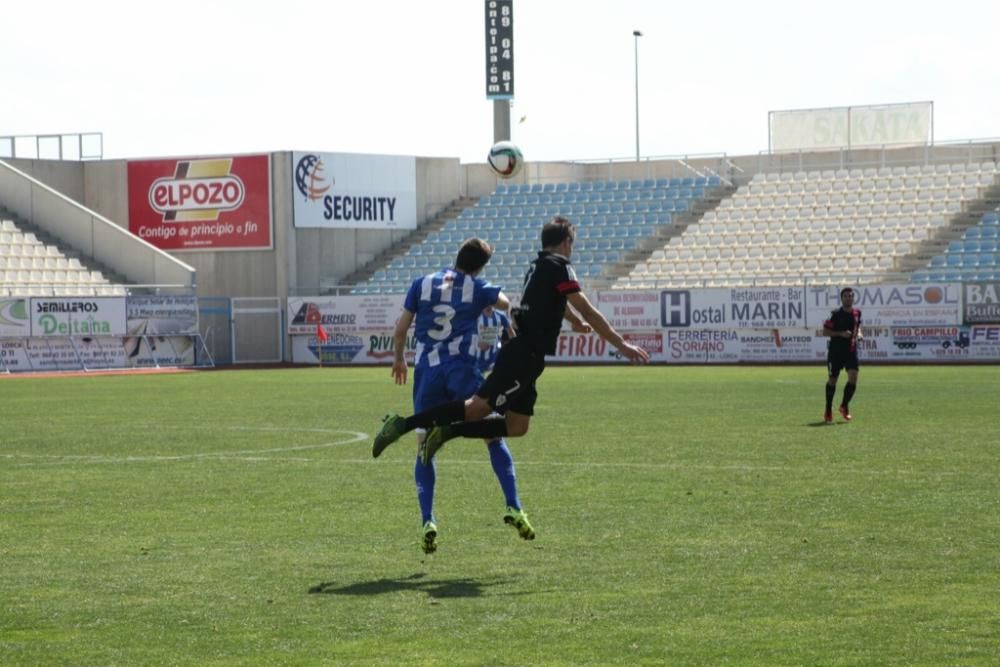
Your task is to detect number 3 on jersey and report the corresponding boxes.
[427,304,456,341]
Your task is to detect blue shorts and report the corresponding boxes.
[412,362,483,413]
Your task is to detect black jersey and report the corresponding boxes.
[824,307,862,354]
[512,251,581,355]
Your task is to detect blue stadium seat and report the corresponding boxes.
[981,227,999,239]
[946,254,963,268]
[981,211,1000,225]
[946,240,963,254]
[943,269,962,281]
[964,240,982,253]
[707,175,723,186]
[980,253,996,266]
[910,269,931,282]
[965,227,982,240]
[579,181,593,192]
[980,239,998,253]
[495,184,509,195]
[929,255,947,268]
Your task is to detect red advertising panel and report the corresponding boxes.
[127,154,271,250]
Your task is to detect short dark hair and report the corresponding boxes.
[455,237,493,274]
[840,287,854,298]
[541,216,575,248]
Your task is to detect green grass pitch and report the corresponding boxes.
[2,366,998,665]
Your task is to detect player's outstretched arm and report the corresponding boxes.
[494,291,511,311]
[563,303,593,334]
[391,309,415,385]
[566,292,649,363]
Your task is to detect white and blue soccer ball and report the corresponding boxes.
[487,141,524,179]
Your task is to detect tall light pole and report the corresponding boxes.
[633,30,642,163]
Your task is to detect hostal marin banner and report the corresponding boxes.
[292,152,418,230]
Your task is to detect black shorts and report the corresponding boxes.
[827,351,859,377]
[476,336,545,416]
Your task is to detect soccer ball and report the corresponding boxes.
[487,141,524,179]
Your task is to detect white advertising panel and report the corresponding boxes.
[805,284,961,327]
[659,287,806,329]
[0,298,30,337]
[287,294,406,336]
[596,291,661,330]
[963,282,1000,324]
[290,329,416,365]
[0,337,127,371]
[770,101,932,152]
[292,152,417,230]
[968,325,1000,360]
[29,297,128,337]
[127,295,199,335]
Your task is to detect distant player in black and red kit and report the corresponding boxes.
[821,287,863,423]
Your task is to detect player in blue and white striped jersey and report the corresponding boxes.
[373,238,526,554]
[473,307,513,375]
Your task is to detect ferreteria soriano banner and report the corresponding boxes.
[287,294,406,336]
[963,282,1000,324]
[127,154,272,251]
[30,297,127,337]
[658,286,806,329]
[806,283,961,327]
[292,152,418,230]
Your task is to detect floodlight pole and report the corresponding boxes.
[633,30,643,163]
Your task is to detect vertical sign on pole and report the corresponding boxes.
[485,1,514,100]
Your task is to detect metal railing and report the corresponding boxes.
[0,132,103,161]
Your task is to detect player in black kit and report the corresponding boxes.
[821,287,863,423]
[373,217,649,473]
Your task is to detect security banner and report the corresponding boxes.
[292,152,417,230]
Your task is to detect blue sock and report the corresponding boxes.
[414,455,436,524]
[488,439,521,510]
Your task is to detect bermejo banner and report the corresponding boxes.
[291,152,417,230]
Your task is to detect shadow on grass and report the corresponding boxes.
[805,421,850,427]
[308,572,508,599]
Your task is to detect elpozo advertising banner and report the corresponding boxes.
[292,152,417,230]
[0,298,30,337]
[30,297,127,337]
[963,282,1000,324]
[657,286,807,329]
[127,154,272,251]
[806,283,961,327]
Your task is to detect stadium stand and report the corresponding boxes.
[912,207,1000,282]
[615,162,1000,289]
[0,215,124,297]
[350,176,727,293]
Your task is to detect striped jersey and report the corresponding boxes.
[404,269,502,369]
[473,309,511,373]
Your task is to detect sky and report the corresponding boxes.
[3,0,1000,164]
